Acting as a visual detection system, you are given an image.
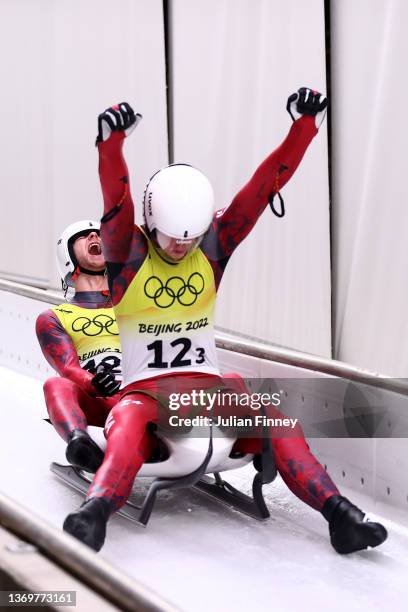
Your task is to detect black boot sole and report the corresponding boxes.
[63,511,106,552]
[66,438,104,473]
[331,522,388,554]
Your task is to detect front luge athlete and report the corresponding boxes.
[63,89,387,554]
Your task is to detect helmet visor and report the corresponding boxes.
[156,230,204,260]
[68,227,100,245]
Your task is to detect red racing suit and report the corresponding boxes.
[91,114,340,512]
[36,291,121,440]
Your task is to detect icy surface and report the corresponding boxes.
[0,365,407,611]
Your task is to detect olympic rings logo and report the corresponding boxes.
[71,314,119,336]
[144,273,205,308]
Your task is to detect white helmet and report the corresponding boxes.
[56,220,101,288]
[143,164,214,248]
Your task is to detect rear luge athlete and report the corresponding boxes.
[62,89,387,554]
[36,221,121,472]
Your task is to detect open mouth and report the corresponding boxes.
[88,242,102,256]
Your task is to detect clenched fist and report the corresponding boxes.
[96,102,142,144]
[286,87,327,129]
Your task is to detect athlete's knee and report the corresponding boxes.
[271,436,314,469]
[223,372,244,381]
[43,376,69,401]
[263,402,306,440]
[43,376,59,394]
[110,396,156,421]
[222,371,249,395]
[104,396,157,438]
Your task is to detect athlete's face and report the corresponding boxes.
[162,238,195,261]
[73,231,105,271]
[155,230,201,262]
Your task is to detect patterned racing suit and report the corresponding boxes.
[36,291,121,439]
[91,114,340,512]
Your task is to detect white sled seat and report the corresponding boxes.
[87,425,253,478]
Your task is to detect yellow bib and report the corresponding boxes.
[114,238,219,385]
[52,304,122,378]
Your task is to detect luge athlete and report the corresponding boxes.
[36,221,121,472]
[63,89,387,554]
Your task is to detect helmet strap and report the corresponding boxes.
[78,266,106,277]
[149,228,160,247]
[71,266,106,283]
[61,279,69,299]
[71,266,81,281]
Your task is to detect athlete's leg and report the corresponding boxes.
[43,376,112,440]
[223,373,338,508]
[233,405,387,553]
[44,377,87,440]
[63,392,157,551]
[227,372,386,553]
[269,422,386,553]
[44,376,114,472]
[233,418,339,510]
[269,413,340,510]
[86,393,157,509]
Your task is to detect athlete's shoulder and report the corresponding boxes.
[52,304,76,315]
[35,308,66,341]
[36,308,61,325]
[123,224,149,266]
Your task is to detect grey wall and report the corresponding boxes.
[170,0,331,358]
[5,0,406,375]
[0,0,331,358]
[0,0,168,287]
[331,0,408,375]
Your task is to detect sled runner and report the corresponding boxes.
[50,423,277,526]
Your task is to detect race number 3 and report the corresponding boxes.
[147,338,205,368]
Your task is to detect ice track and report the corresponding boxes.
[1,365,407,612]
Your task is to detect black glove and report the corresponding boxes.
[286,87,328,128]
[96,102,142,144]
[91,363,120,397]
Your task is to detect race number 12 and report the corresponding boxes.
[147,338,205,368]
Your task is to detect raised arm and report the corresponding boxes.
[97,104,141,263]
[96,103,148,303]
[36,310,95,394]
[201,88,327,278]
